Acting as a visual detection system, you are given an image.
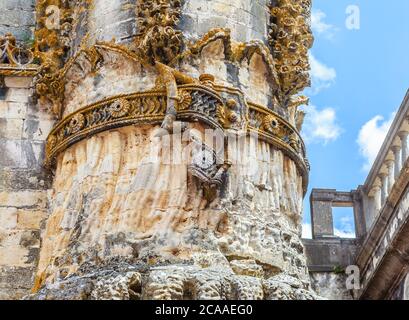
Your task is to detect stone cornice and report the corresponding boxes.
[0,66,38,77]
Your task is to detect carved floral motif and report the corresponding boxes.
[109,99,131,118]
[68,113,85,133]
[262,114,281,135]
[177,90,192,111]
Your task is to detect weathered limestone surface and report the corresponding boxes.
[0,76,54,299]
[310,272,353,300]
[30,263,320,300]
[34,124,309,294]
[181,0,269,43]
[83,1,269,49]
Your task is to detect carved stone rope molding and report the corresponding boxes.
[45,84,309,192]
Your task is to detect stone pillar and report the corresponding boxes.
[399,131,409,166]
[380,173,388,206]
[386,159,395,193]
[310,200,334,239]
[28,0,319,300]
[371,180,382,216]
[392,145,402,180]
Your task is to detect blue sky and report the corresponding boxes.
[302,0,409,238]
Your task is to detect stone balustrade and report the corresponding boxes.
[306,90,409,299]
[364,91,409,231]
[354,90,409,299]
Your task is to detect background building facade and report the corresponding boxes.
[306,90,409,300]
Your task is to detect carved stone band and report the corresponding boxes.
[45,84,309,192]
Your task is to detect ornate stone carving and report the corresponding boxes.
[247,101,308,192]
[34,0,74,116]
[44,85,224,166]
[91,272,142,300]
[29,265,319,300]
[35,63,65,117]
[34,1,73,68]
[262,114,281,135]
[176,90,192,111]
[0,33,38,76]
[135,0,184,65]
[181,28,233,62]
[269,0,314,105]
[188,130,231,202]
[288,95,309,129]
[0,33,34,66]
[217,99,241,130]
[44,85,309,193]
[109,99,131,118]
[68,112,85,133]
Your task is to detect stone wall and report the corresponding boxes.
[88,0,137,44]
[0,76,54,299]
[182,0,269,43]
[84,0,269,46]
[0,0,35,41]
[310,272,353,300]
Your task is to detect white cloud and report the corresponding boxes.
[301,105,342,145]
[334,216,356,238]
[357,113,395,171]
[302,223,312,239]
[302,223,356,239]
[307,53,337,95]
[334,228,355,238]
[311,9,337,39]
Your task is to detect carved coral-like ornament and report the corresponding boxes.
[268,0,314,103]
[68,113,85,134]
[109,99,130,118]
[135,0,183,64]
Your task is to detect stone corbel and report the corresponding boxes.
[187,129,231,204]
